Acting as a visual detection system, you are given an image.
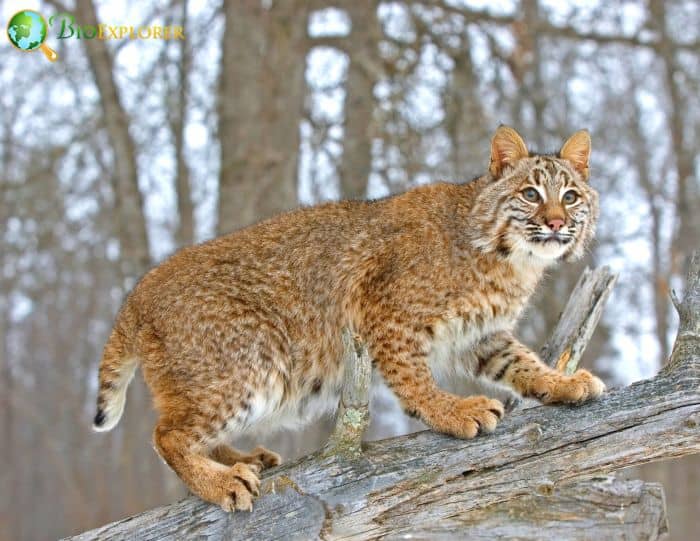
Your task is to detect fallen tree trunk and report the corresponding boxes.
[67,254,700,540]
[67,475,669,541]
[68,357,696,540]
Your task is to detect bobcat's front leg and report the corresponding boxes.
[369,327,505,439]
[475,332,605,404]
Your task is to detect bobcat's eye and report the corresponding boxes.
[522,187,541,203]
[562,190,578,204]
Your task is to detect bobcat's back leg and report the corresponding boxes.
[154,420,261,512]
[139,325,278,512]
[211,445,281,470]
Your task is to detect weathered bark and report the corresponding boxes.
[386,476,668,541]
[324,330,372,459]
[217,1,309,234]
[65,476,669,541]
[65,255,700,540]
[666,251,700,373]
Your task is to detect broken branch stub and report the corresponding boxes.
[664,250,700,373]
[541,266,618,373]
[324,329,372,459]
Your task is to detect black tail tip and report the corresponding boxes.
[93,409,106,427]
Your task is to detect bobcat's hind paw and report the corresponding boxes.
[249,445,282,470]
[217,463,261,513]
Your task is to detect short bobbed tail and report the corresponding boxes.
[93,308,139,432]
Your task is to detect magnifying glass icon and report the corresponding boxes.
[7,10,58,62]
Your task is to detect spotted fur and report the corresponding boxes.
[92,126,605,512]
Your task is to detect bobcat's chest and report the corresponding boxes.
[427,314,513,384]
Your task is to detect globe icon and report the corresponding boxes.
[7,10,57,61]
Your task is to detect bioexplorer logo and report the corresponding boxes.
[7,10,185,62]
[49,13,185,41]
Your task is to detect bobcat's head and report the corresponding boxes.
[470,126,599,263]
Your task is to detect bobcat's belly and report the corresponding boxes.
[237,364,345,437]
[428,315,513,385]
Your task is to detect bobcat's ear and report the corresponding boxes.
[559,130,591,180]
[489,125,529,178]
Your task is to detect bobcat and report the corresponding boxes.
[93,126,605,512]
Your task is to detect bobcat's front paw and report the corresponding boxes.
[534,369,606,404]
[427,396,505,439]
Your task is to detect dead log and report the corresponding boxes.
[66,253,700,540]
[66,476,669,541]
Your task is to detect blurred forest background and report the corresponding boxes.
[1,0,698,539]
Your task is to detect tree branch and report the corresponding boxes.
[418,0,700,52]
[541,266,618,373]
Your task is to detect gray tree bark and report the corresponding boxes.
[64,252,700,540]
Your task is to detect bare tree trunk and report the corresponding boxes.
[443,28,489,179]
[0,120,12,540]
[338,1,380,199]
[74,0,151,282]
[649,0,698,281]
[216,1,330,461]
[631,104,670,365]
[635,455,700,541]
[522,0,546,149]
[172,0,195,248]
[217,1,309,234]
[0,297,11,540]
[635,252,700,539]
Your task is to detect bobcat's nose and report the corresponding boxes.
[547,218,565,232]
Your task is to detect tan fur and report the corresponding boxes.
[93,126,604,511]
